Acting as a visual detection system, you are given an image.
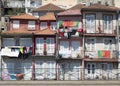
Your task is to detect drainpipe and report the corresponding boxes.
[116,10,120,80]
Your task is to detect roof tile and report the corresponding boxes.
[10,14,37,20]
[82,3,119,11]
[35,28,56,35]
[58,9,81,16]
[33,3,64,12]
[40,12,56,20]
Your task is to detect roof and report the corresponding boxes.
[1,29,36,36]
[57,9,81,16]
[35,28,56,35]
[10,14,37,20]
[82,3,119,12]
[40,12,56,20]
[33,3,64,12]
[69,3,86,10]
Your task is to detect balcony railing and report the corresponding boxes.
[4,0,25,8]
[1,46,32,58]
[35,49,55,56]
[58,50,83,59]
[1,68,120,80]
[85,50,117,59]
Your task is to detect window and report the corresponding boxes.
[3,38,15,46]
[28,21,35,30]
[33,12,39,18]
[103,15,113,33]
[40,22,47,30]
[35,38,44,55]
[60,41,69,51]
[85,14,95,33]
[21,63,32,80]
[85,38,95,51]
[13,20,19,29]
[51,22,57,30]
[46,38,55,55]
[87,63,95,74]
[104,38,113,50]
[20,38,32,46]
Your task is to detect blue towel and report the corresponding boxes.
[10,74,16,80]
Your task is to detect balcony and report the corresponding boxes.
[35,49,55,57]
[59,28,83,39]
[84,50,118,62]
[4,0,25,8]
[1,46,32,58]
[58,50,83,59]
[84,29,116,37]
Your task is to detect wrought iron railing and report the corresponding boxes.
[1,68,120,80]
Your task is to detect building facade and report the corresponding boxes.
[0,2,120,80]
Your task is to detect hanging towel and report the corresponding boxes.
[20,47,23,54]
[26,47,30,53]
[9,74,16,80]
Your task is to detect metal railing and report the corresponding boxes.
[0,68,120,80]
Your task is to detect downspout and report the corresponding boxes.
[117,10,120,80]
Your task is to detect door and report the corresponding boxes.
[3,63,14,80]
[85,63,96,79]
[21,63,32,80]
[35,38,44,55]
[69,63,81,80]
[35,61,56,80]
[46,38,54,55]
[101,63,113,80]
[35,61,44,79]
[71,41,80,58]
[59,62,81,80]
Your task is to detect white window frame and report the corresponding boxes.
[85,14,95,33]
[59,41,69,51]
[35,38,44,55]
[13,20,19,29]
[40,22,47,30]
[85,38,96,51]
[103,15,113,33]
[103,38,113,50]
[51,22,57,30]
[46,38,55,55]
[28,21,35,30]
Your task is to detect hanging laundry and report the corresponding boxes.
[20,47,23,54]
[26,47,30,53]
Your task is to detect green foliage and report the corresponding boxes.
[8,8,25,15]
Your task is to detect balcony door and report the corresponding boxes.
[71,41,80,58]
[46,38,54,55]
[35,38,44,55]
[35,61,56,80]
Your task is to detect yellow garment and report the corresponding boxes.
[20,47,23,54]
